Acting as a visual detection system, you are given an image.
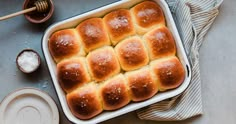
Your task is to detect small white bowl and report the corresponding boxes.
[16,49,41,73]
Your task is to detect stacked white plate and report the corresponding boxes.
[0,88,59,124]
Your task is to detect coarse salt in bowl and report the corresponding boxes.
[16,49,41,73]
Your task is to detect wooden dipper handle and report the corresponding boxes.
[0,0,48,21]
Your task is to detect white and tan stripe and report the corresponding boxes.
[137,0,223,121]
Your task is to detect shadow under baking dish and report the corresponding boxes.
[41,0,191,123]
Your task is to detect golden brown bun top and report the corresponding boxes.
[66,83,103,120]
[87,46,120,81]
[144,26,176,60]
[115,36,149,71]
[103,9,136,45]
[49,29,81,62]
[76,18,110,52]
[151,57,185,91]
[57,58,91,93]
[131,1,165,28]
[125,67,158,101]
[99,74,130,110]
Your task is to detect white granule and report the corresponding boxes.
[17,51,39,72]
[109,16,129,29]
[85,25,100,38]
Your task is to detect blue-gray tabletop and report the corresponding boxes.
[0,0,235,124]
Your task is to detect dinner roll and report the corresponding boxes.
[103,9,136,45]
[66,83,103,120]
[143,26,176,60]
[87,46,120,81]
[115,36,149,71]
[131,1,165,35]
[76,18,110,52]
[49,29,85,63]
[150,57,185,91]
[57,57,91,93]
[99,74,130,110]
[125,67,158,102]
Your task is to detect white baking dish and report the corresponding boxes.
[42,0,191,123]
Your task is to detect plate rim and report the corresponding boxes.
[0,87,60,124]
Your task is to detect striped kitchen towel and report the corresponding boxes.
[137,0,223,121]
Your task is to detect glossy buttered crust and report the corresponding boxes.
[150,57,185,91]
[86,46,120,81]
[143,26,176,60]
[66,83,103,120]
[48,1,186,120]
[103,9,136,45]
[115,36,149,71]
[130,1,165,35]
[57,57,91,93]
[99,74,130,110]
[48,29,85,63]
[125,67,158,102]
[76,18,110,52]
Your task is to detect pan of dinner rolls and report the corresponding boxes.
[42,0,191,123]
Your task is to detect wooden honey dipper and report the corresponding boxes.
[0,0,49,21]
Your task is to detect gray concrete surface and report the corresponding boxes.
[0,0,235,124]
